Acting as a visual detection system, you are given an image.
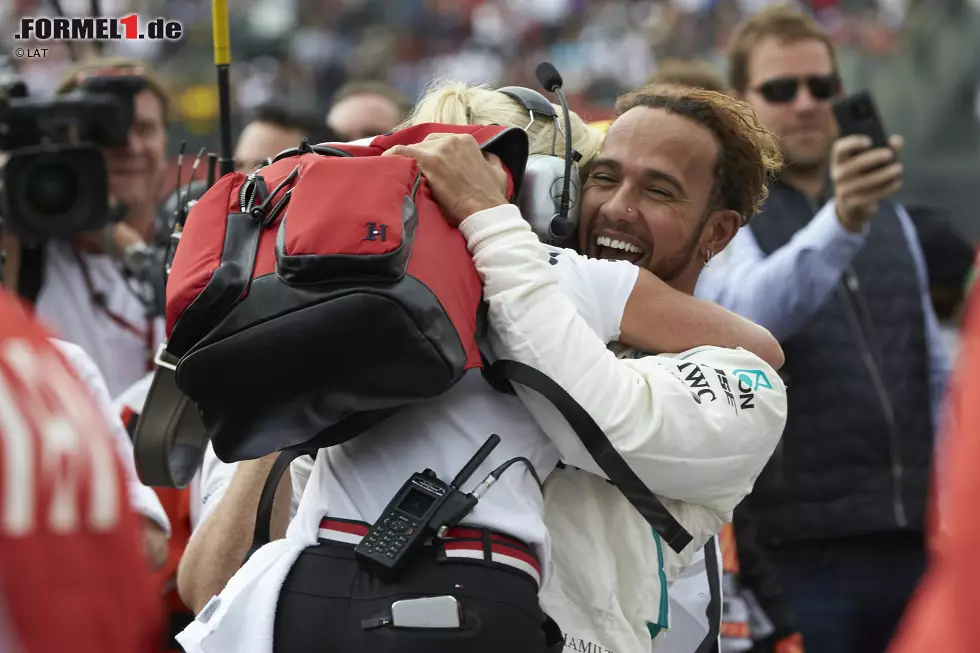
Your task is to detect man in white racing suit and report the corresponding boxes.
[387,82,787,653]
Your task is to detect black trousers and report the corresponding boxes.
[765,532,926,653]
[272,539,560,653]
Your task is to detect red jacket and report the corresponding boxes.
[0,292,161,652]
[889,285,980,653]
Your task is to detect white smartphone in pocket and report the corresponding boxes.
[390,596,462,628]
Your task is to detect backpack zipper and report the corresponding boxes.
[411,170,422,199]
[239,174,259,213]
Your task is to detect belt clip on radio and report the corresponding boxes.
[354,434,501,582]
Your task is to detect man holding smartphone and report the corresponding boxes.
[695,6,950,653]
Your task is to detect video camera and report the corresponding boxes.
[0,72,146,244]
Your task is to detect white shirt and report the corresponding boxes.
[36,241,165,398]
[52,341,170,536]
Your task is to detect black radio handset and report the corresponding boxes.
[353,435,501,582]
[535,62,575,239]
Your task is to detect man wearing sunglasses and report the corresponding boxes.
[695,6,950,653]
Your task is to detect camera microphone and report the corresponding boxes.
[535,62,574,238]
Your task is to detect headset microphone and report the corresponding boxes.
[535,62,575,238]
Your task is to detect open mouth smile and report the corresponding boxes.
[595,235,647,265]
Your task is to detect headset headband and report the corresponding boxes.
[497,86,556,119]
[496,86,564,155]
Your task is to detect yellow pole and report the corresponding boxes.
[212,0,231,66]
[212,0,233,176]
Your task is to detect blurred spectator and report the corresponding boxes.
[0,289,162,653]
[235,102,339,172]
[697,6,950,653]
[906,206,975,359]
[325,80,409,140]
[648,58,729,92]
[2,0,937,152]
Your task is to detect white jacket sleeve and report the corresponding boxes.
[51,340,171,536]
[459,205,787,520]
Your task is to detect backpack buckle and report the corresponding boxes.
[153,342,179,371]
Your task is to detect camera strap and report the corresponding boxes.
[72,249,155,372]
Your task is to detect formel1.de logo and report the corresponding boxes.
[14,15,183,42]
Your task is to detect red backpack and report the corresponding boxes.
[137,122,693,555]
[159,123,528,464]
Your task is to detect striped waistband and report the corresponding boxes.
[318,517,541,587]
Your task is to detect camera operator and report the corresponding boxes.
[1,57,169,398]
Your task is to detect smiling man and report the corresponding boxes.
[386,83,788,653]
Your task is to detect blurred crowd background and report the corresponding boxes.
[2,2,978,651]
[3,0,979,239]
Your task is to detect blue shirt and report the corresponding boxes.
[695,198,951,432]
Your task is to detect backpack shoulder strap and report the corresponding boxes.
[487,359,693,553]
[243,448,307,564]
[695,536,722,653]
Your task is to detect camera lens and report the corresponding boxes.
[24,161,79,218]
[2,144,109,242]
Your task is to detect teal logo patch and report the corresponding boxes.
[732,369,772,391]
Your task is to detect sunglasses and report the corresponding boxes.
[754,75,841,104]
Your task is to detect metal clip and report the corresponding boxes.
[153,343,179,371]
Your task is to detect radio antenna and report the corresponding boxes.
[212,0,234,177]
[171,141,187,230]
[206,153,218,189]
[180,146,207,226]
[450,434,500,489]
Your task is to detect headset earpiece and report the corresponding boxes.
[496,83,580,245]
[517,155,580,245]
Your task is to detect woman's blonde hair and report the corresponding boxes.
[401,80,604,165]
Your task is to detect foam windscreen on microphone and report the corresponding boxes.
[535,62,563,92]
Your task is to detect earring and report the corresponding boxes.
[704,249,713,266]
[627,207,633,213]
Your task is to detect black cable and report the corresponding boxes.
[554,87,573,221]
[488,456,543,490]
